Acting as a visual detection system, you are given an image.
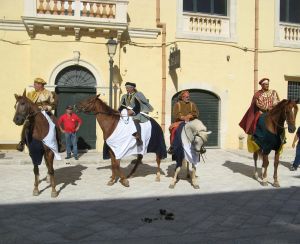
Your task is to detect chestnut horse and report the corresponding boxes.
[77,95,166,187]
[13,92,58,197]
[251,99,298,187]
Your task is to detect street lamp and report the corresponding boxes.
[106,38,118,107]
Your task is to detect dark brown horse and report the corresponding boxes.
[13,91,58,197]
[77,95,166,187]
[251,99,298,187]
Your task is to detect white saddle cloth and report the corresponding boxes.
[106,109,152,160]
[183,143,200,166]
[41,111,61,160]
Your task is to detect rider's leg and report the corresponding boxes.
[133,119,143,146]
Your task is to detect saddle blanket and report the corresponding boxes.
[41,111,61,160]
[106,110,152,160]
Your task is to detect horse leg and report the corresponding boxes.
[155,154,161,182]
[127,154,143,178]
[169,166,181,189]
[33,165,40,196]
[191,164,200,189]
[115,160,129,187]
[273,152,280,187]
[186,160,190,179]
[261,154,269,186]
[253,151,259,180]
[107,151,117,186]
[44,150,58,198]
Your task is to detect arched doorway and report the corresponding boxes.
[171,89,220,147]
[55,65,97,150]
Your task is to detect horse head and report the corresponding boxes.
[13,91,35,126]
[285,99,298,133]
[76,94,100,113]
[184,119,211,153]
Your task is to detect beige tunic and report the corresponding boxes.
[27,89,56,111]
[173,100,199,122]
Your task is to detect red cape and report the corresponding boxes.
[239,90,263,134]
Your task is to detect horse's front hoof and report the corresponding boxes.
[33,189,39,196]
[107,180,115,186]
[273,182,280,188]
[192,184,200,189]
[51,191,58,198]
[169,183,175,189]
[155,175,160,182]
[120,179,129,187]
[261,181,268,187]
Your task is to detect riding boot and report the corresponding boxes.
[133,119,143,146]
[16,122,29,152]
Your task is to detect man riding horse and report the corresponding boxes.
[239,77,280,135]
[168,90,199,154]
[17,77,64,152]
[118,82,153,146]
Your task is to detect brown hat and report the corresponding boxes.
[34,77,47,84]
[66,105,73,110]
[259,78,269,85]
[125,82,136,88]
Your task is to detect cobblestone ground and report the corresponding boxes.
[0,149,300,243]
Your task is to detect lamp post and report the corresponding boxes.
[106,38,118,107]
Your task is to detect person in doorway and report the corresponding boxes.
[118,82,153,146]
[290,126,300,171]
[168,90,199,154]
[17,77,65,152]
[58,105,82,160]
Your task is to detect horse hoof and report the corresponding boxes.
[273,182,280,188]
[253,174,259,180]
[192,184,200,189]
[261,181,268,187]
[51,191,58,198]
[169,184,175,189]
[107,180,115,186]
[33,189,39,196]
[155,176,160,182]
[120,179,129,187]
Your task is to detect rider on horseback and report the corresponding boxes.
[118,82,153,146]
[168,90,199,154]
[16,77,64,152]
[239,77,280,135]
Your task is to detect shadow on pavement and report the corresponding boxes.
[39,165,87,195]
[223,161,254,179]
[1,187,300,243]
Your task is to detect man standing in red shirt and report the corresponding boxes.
[58,105,82,160]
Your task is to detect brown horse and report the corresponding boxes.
[13,91,58,197]
[77,95,166,187]
[251,99,298,187]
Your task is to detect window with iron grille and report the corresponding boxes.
[288,81,300,103]
[183,0,227,16]
[280,0,300,24]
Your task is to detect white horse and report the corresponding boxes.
[169,119,211,189]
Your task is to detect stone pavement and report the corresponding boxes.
[0,149,300,243]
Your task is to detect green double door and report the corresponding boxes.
[55,86,96,150]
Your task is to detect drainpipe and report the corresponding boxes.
[254,0,259,93]
[156,0,166,132]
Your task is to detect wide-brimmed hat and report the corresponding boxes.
[34,77,47,84]
[125,82,136,88]
[66,105,73,110]
[259,78,269,85]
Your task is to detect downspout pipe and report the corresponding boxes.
[254,0,259,93]
[156,0,166,132]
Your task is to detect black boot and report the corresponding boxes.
[16,141,25,152]
[167,146,174,155]
[132,132,143,146]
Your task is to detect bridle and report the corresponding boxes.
[15,99,40,122]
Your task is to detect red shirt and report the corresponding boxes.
[58,113,82,133]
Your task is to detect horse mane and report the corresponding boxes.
[96,97,119,116]
[268,99,289,116]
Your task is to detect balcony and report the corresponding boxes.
[278,22,300,45]
[23,0,129,40]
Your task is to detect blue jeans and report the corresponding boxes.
[65,132,78,157]
[293,144,300,168]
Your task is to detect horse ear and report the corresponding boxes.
[96,94,100,98]
[22,89,26,97]
[14,94,19,100]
